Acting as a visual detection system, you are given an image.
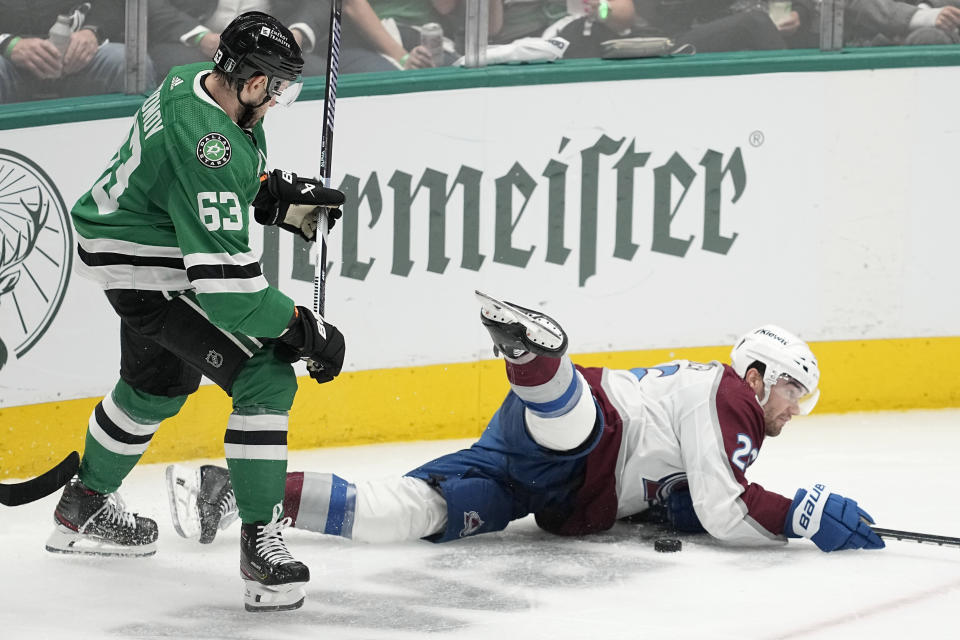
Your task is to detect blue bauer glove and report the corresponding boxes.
[665,490,706,533]
[784,484,885,551]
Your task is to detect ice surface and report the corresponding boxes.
[3,409,959,639]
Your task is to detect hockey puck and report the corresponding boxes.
[654,538,682,553]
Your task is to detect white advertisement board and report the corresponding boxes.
[2,66,959,407]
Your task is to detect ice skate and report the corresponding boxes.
[241,503,309,612]
[45,477,158,557]
[475,290,568,358]
[166,464,238,543]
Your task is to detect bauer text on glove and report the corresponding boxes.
[784,484,884,551]
[253,169,345,241]
[276,306,345,383]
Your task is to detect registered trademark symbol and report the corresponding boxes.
[749,131,765,147]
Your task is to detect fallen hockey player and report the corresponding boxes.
[167,291,884,553]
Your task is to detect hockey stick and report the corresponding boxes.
[314,0,343,318]
[873,527,960,548]
[0,451,79,507]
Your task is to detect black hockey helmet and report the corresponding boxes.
[214,11,304,102]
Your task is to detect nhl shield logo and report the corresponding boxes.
[459,510,484,537]
[0,149,73,371]
[196,133,231,169]
[205,349,224,368]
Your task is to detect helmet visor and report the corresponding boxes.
[269,75,302,106]
[770,374,820,415]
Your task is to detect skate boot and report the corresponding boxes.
[166,464,238,543]
[46,477,158,557]
[475,290,568,358]
[241,503,310,612]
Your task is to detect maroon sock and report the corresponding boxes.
[283,471,304,526]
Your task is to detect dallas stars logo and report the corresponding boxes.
[196,133,231,168]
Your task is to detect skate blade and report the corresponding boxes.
[475,290,566,353]
[243,579,307,612]
[475,290,521,325]
[45,525,157,558]
[165,464,201,539]
[219,510,239,531]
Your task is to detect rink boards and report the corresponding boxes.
[2,52,960,477]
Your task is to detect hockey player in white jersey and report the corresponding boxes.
[168,292,884,552]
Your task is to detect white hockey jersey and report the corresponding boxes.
[552,361,792,546]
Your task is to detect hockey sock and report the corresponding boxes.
[224,411,288,523]
[283,471,357,537]
[284,473,446,542]
[79,380,184,494]
[503,354,596,451]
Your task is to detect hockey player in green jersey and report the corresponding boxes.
[45,11,345,612]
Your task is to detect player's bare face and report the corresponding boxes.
[251,93,274,123]
[238,92,273,129]
[762,378,804,437]
[236,78,276,129]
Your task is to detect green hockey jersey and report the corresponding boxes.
[72,62,293,339]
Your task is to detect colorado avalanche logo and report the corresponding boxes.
[643,472,689,504]
[460,510,484,537]
[0,149,73,371]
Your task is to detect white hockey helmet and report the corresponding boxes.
[730,324,820,414]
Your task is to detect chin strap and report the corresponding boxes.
[757,384,772,407]
[756,368,784,408]
[753,371,776,408]
[235,82,272,110]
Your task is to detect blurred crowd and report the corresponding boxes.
[2,0,960,103]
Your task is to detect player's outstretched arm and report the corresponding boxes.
[784,484,885,551]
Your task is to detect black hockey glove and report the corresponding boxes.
[275,305,345,384]
[253,169,345,242]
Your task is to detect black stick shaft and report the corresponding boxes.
[314,0,343,318]
[0,451,79,506]
[873,527,960,548]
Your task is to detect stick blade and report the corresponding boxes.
[0,451,79,507]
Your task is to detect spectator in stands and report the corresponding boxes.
[341,0,438,71]
[543,0,638,58]
[787,0,960,48]
[363,0,484,67]
[147,0,453,77]
[340,0,507,71]
[490,0,566,45]
[0,1,142,103]
[147,0,330,78]
[633,1,789,53]
[533,0,787,58]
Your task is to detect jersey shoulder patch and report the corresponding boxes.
[196,132,232,168]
